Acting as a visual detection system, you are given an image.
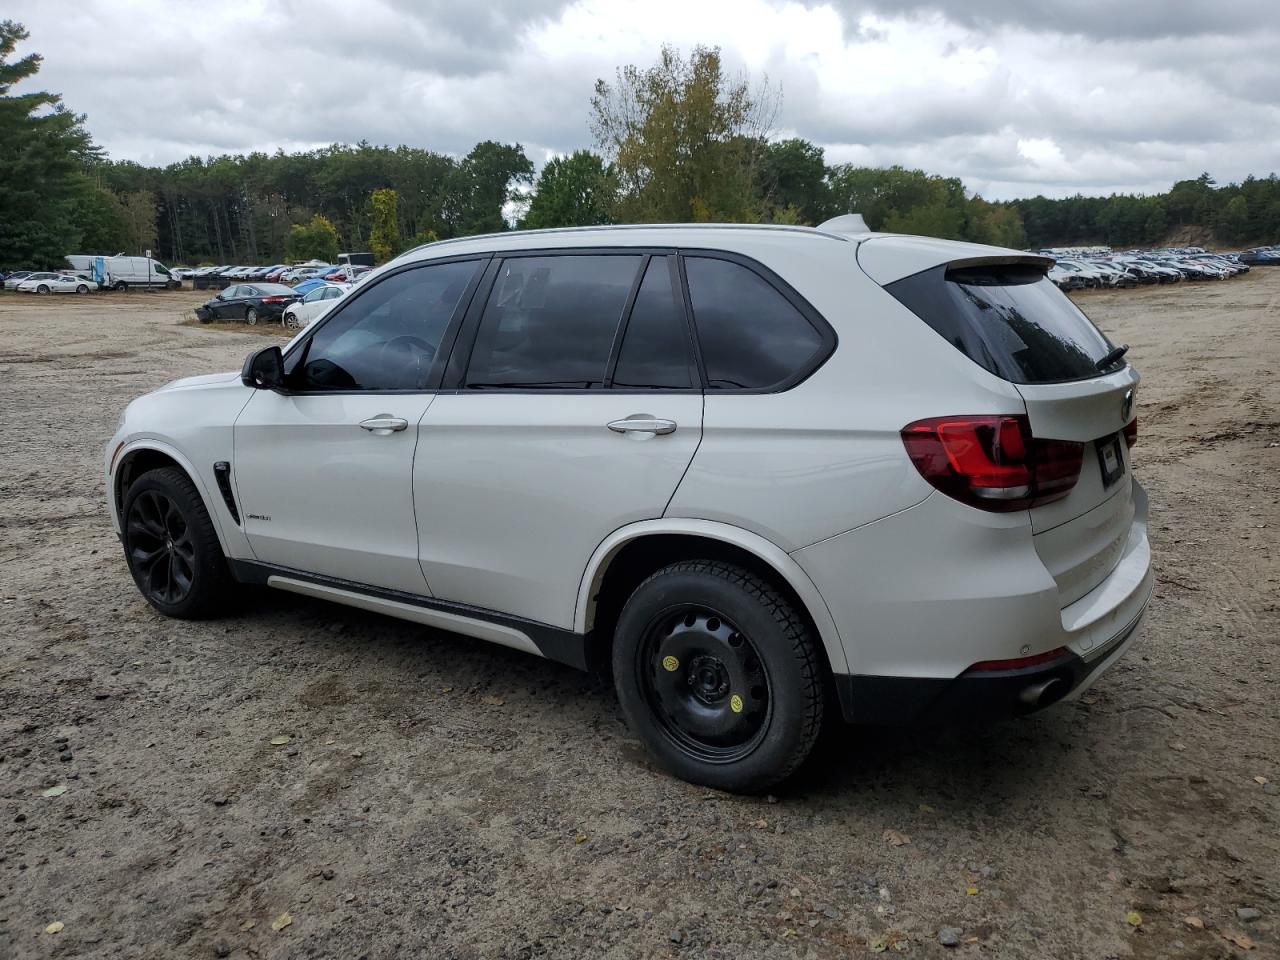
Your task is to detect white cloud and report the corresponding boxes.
[7,0,1279,198]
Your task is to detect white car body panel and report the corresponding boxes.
[414,391,703,627]
[233,389,437,595]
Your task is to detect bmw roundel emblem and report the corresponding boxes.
[1121,389,1134,422]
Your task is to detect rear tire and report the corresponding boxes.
[121,467,233,619]
[245,307,259,325]
[612,560,824,793]
[37,284,50,294]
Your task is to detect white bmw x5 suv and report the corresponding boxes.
[106,219,1152,792]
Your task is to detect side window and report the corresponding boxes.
[611,257,694,389]
[302,287,326,303]
[293,259,480,391]
[684,256,825,390]
[326,287,343,300]
[224,285,240,298]
[465,255,642,388]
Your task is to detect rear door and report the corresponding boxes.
[414,253,703,629]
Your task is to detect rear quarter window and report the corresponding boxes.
[885,263,1118,384]
[683,256,828,390]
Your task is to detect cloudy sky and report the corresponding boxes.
[9,0,1279,199]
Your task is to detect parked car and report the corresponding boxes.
[289,277,336,297]
[17,272,95,294]
[106,220,1150,792]
[3,270,33,291]
[193,283,300,324]
[281,282,348,329]
[281,265,329,283]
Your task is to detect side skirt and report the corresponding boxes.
[229,560,591,671]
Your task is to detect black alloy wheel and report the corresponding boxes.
[638,604,771,763]
[121,467,232,618]
[126,488,196,606]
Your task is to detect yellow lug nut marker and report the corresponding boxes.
[662,655,679,672]
[730,694,744,713]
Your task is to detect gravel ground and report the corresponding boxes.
[1,277,1277,960]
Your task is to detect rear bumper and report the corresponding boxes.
[832,604,1147,725]
[794,480,1153,726]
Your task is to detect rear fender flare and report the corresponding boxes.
[575,519,850,675]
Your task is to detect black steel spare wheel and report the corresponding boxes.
[121,466,232,619]
[126,488,196,605]
[612,559,825,793]
[640,605,771,762]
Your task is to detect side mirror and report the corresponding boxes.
[215,293,225,300]
[242,345,285,390]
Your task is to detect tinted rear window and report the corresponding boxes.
[886,264,1118,384]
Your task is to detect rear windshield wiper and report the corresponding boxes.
[1096,343,1129,371]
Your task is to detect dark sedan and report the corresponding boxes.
[195,283,301,324]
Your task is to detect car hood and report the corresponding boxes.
[156,371,241,392]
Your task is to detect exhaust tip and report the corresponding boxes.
[1018,677,1067,709]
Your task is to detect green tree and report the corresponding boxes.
[445,140,534,236]
[1215,196,1250,244]
[285,214,339,263]
[591,45,775,222]
[828,165,968,239]
[368,187,400,262]
[521,151,617,229]
[0,20,101,268]
[757,138,830,224]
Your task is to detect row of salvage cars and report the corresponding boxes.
[1044,247,1252,290]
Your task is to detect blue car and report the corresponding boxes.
[291,277,332,296]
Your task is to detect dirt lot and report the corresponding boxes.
[1,277,1277,960]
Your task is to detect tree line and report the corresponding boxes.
[2,24,1276,270]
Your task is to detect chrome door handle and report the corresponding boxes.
[359,415,408,435]
[607,414,677,436]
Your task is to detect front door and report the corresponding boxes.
[415,253,705,629]
[233,258,486,594]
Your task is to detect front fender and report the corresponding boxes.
[107,436,252,561]
[575,518,850,675]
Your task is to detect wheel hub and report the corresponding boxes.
[687,654,730,704]
[640,605,772,762]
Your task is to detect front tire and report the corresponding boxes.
[283,310,300,330]
[76,284,89,294]
[612,560,824,793]
[37,284,50,294]
[114,281,128,292]
[245,307,259,325]
[122,467,232,619]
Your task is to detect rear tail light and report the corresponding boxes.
[261,296,289,304]
[1123,416,1137,448]
[901,414,1084,513]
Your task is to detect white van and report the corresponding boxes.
[65,255,179,291]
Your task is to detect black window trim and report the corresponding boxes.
[280,253,491,396]
[603,253,702,393]
[676,248,838,394]
[437,245,835,395]
[441,247,670,394]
